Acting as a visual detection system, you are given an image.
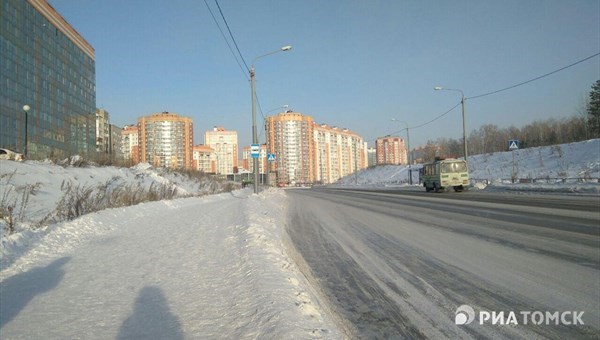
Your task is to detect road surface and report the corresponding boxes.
[285,188,600,339]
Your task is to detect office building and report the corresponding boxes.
[1,0,96,159]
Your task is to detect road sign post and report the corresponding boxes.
[508,140,519,183]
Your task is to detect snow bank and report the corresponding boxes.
[0,189,340,338]
[334,139,600,193]
[0,160,235,237]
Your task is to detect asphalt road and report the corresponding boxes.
[284,188,600,339]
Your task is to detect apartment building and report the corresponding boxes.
[265,111,314,185]
[1,0,96,159]
[376,136,407,165]
[138,112,193,169]
[95,109,110,154]
[313,123,367,184]
[109,124,122,162]
[193,145,216,173]
[265,111,367,185]
[204,127,238,175]
[121,125,139,165]
[367,147,377,167]
[241,144,267,174]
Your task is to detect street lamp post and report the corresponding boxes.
[22,105,30,158]
[434,87,467,162]
[250,45,292,194]
[391,119,411,184]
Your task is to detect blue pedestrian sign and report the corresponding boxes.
[250,144,260,158]
[508,140,519,151]
[267,153,276,162]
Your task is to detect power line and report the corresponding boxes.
[411,102,462,130]
[214,0,250,72]
[364,102,461,143]
[203,0,248,80]
[369,53,599,144]
[468,52,600,100]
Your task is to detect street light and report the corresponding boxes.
[434,86,468,162]
[391,118,412,184]
[250,45,292,194]
[22,105,30,158]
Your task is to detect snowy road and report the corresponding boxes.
[285,188,600,339]
[0,190,339,339]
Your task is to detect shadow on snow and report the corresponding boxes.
[117,285,184,340]
[0,257,71,329]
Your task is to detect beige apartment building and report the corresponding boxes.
[313,123,367,184]
[193,145,216,173]
[266,111,315,185]
[138,112,194,169]
[266,111,367,185]
[121,125,139,166]
[204,127,238,175]
[376,136,407,165]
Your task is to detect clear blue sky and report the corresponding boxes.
[48,0,599,149]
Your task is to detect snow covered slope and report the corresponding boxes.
[335,139,600,193]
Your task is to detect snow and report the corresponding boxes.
[1,139,598,337]
[0,161,339,338]
[335,139,600,194]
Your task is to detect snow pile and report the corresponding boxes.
[334,139,600,193]
[0,160,234,234]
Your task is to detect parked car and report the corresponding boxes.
[0,148,24,161]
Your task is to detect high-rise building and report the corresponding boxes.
[367,147,377,167]
[193,145,216,173]
[241,144,267,174]
[109,124,122,162]
[265,111,368,186]
[138,112,193,169]
[266,111,315,186]
[96,109,110,154]
[1,0,96,159]
[313,123,367,184]
[376,136,407,165]
[204,127,238,175]
[121,125,139,165]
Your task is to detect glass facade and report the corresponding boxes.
[0,0,96,159]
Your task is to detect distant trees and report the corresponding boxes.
[416,114,591,163]
[588,80,600,137]
[411,81,599,163]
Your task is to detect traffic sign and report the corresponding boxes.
[267,153,276,162]
[250,144,260,158]
[508,140,519,150]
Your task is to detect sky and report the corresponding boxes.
[47,0,599,149]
